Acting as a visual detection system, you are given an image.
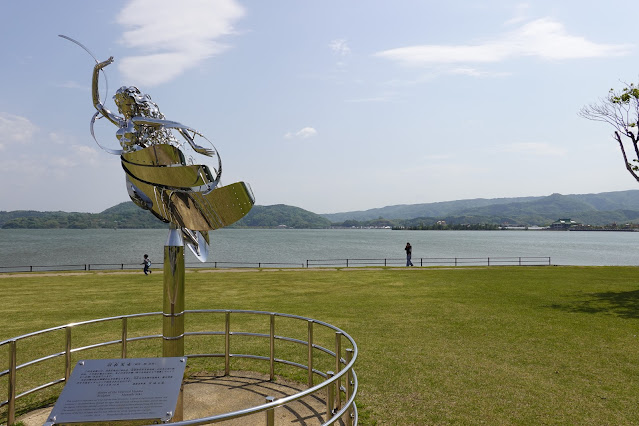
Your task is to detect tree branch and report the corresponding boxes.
[615,131,639,182]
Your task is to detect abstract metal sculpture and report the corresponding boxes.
[59,36,254,258]
[91,56,254,262]
[60,37,254,408]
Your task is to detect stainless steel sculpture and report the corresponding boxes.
[88,53,253,361]
[61,37,254,417]
[91,56,254,262]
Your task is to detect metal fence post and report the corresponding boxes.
[225,311,231,375]
[121,317,128,359]
[270,314,275,381]
[345,348,354,426]
[307,320,314,387]
[8,340,16,426]
[65,327,72,381]
[326,371,335,419]
[265,396,275,426]
[335,332,342,410]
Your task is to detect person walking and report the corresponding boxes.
[405,242,413,267]
[142,254,152,275]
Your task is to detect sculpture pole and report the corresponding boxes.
[163,225,185,422]
[163,225,185,358]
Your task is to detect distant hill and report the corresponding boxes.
[0,202,164,229]
[0,203,330,229]
[233,204,331,228]
[320,195,543,222]
[321,190,639,226]
[398,208,639,228]
[2,190,639,229]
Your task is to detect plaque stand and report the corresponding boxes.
[163,225,185,421]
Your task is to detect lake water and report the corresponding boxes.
[0,228,638,269]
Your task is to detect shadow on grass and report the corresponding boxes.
[550,289,639,319]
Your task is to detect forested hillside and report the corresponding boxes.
[323,190,639,226]
[0,203,331,229]
[2,190,639,228]
[0,203,163,229]
[233,204,331,228]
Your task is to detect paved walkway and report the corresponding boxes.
[18,371,343,425]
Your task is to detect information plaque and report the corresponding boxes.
[45,357,187,425]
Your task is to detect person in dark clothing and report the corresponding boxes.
[142,254,152,275]
[405,243,413,267]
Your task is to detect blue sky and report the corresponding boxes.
[1,1,638,214]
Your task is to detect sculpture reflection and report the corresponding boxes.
[91,56,254,261]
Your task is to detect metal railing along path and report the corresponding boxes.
[0,310,358,425]
[0,256,551,273]
[0,261,306,273]
[306,256,552,268]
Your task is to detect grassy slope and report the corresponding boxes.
[1,266,638,424]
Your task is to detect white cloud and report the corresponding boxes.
[48,132,68,145]
[57,81,89,91]
[450,67,510,78]
[422,154,453,161]
[0,155,41,175]
[285,127,318,139]
[19,145,101,182]
[344,95,396,103]
[0,113,37,146]
[50,156,78,169]
[117,0,245,87]
[504,3,531,26]
[501,142,567,156]
[72,145,100,165]
[374,18,632,67]
[329,39,351,56]
[400,161,490,178]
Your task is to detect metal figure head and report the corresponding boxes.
[111,86,178,153]
[114,86,162,119]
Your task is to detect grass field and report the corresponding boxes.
[1,266,638,425]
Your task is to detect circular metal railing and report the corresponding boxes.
[0,310,358,425]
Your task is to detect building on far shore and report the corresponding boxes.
[550,218,577,230]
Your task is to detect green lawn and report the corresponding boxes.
[1,266,638,425]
